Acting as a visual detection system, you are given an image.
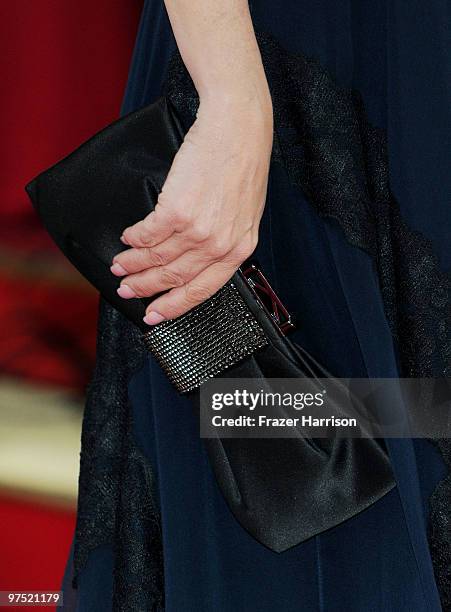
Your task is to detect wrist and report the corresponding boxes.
[198,79,273,131]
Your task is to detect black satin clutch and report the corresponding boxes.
[25,96,395,552]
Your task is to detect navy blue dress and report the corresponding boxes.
[63,2,450,610]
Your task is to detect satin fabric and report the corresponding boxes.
[27,85,397,554]
[67,1,449,610]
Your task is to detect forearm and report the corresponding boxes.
[113,1,274,320]
[163,0,271,114]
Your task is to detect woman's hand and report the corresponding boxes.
[111,0,273,324]
[111,93,273,325]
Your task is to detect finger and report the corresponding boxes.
[111,233,190,276]
[116,250,213,300]
[142,261,238,324]
[121,204,176,248]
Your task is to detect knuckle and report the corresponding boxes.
[207,236,229,258]
[138,228,152,245]
[234,234,258,261]
[156,189,170,208]
[130,280,147,296]
[128,274,156,297]
[159,268,185,288]
[189,224,210,243]
[184,282,212,305]
[145,248,166,267]
[155,297,181,321]
[172,208,191,228]
[160,306,178,321]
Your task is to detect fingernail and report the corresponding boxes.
[117,284,136,299]
[110,262,127,276]
[143,311,165,325]
[120,234,129,245]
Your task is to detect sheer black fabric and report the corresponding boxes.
[72,300,164,611]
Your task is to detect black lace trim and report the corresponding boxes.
[430,438,451,612]
[72,299,164,611]
[164,30,451,609]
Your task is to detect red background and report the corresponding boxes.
[0,0,143,388]
[0,0,143,605]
